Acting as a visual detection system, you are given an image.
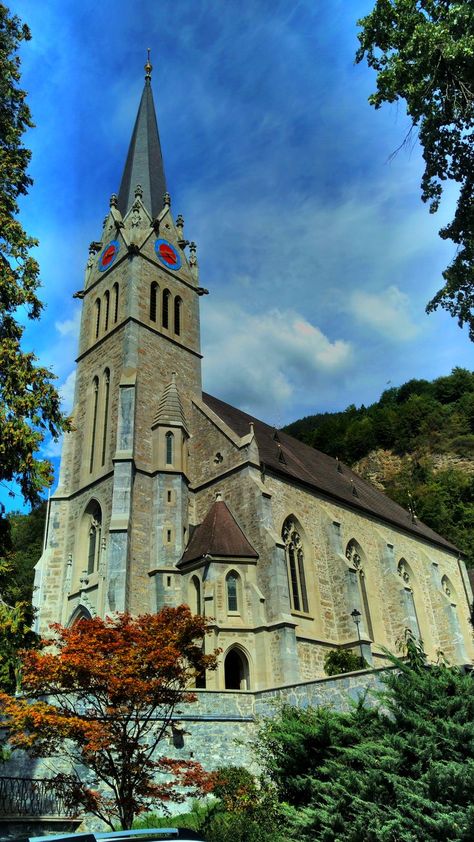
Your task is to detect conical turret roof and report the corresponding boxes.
[117,59,167,219]
[179,496,259,566]
[153,374,188,434]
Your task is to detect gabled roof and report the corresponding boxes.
[179,499,259,566]
[202,392,459,554]
[117,74,167,219]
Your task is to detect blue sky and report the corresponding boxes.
[5,0,473,510]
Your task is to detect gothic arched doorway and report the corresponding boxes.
[224,647,250,690]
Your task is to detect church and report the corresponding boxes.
[34,58,474,692]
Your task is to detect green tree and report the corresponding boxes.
[1,502,45,604]
[356,1,474,338]
[0,4,70,506]
[0,596,36,693]
[257,633,474,841]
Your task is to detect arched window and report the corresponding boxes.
[191,576,201,615]
[150,282,158,322]
[68,605,92,627]
[101,368,110,466]
[346,539,374,641]
[174,296,182,336]
[89,377,99,472]
[162,289,170,329]
[398,559,421,640]
[113,283,119,323]
[86,501,102,575]
[226,571,240,613]
[104,290,110,331]
[224,648,250,690]
[282,517,309,613]
[94,298,101,339]
[165,431,174,465]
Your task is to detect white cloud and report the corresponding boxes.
[350,285,421,342]
[55,310,81,338]
[59,370,76,414]
[202,304,353,421]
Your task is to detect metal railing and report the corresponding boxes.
[0,776,76,817]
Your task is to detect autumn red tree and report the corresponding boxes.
[0,607,218,829]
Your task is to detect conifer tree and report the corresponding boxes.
[257,632,474,841]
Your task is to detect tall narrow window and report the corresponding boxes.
[86,502,102,575]
[113,283,119,323]
[165,431,174,465]
[226,571,239,612]
[191,576,201,615]
[174,296,182,336]
[282,518,309,613]
[89,377,99,472]
[162,289,170,329]
[104,290,110,331]
[101,368,110,466]
[94,299,101,339]
[359,571,374,641]
[150,282,158,322]
[398,559,422,640]
[346,540,374,641]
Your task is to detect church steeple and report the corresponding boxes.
[116,52,167,220]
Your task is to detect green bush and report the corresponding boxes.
[323,649,368,676]
[212,765,257,811]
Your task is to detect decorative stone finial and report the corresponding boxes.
[189,241,197,265]
[176,214,184,231]
[110,193,118,207]
[134,184,143,200]
[163,191,171,207]
[145,48,152,81]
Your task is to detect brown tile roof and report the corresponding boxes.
[179,498,259,566]
[202,392,459,555]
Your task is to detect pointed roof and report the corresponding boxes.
[153,374,188,433]
[117,59,167,219]
[202,392,460,555]
[179,497,259,566]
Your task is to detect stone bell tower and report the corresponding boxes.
[34,55,206,631]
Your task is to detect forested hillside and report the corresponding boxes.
[284,368,474,565]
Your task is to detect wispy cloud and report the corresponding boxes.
[350,286,421,342]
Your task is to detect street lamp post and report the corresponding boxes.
[351,608,364,663]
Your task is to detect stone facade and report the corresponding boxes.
[35,72,474,705]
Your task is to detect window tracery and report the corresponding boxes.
[398,558,422,639]
[84,501,102,576]
[346,540,374,641]
[282,518,309,613]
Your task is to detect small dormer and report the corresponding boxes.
[152,373,189,474]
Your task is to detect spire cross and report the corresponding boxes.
[144,48,152,81]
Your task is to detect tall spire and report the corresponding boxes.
[117,51,167,219]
